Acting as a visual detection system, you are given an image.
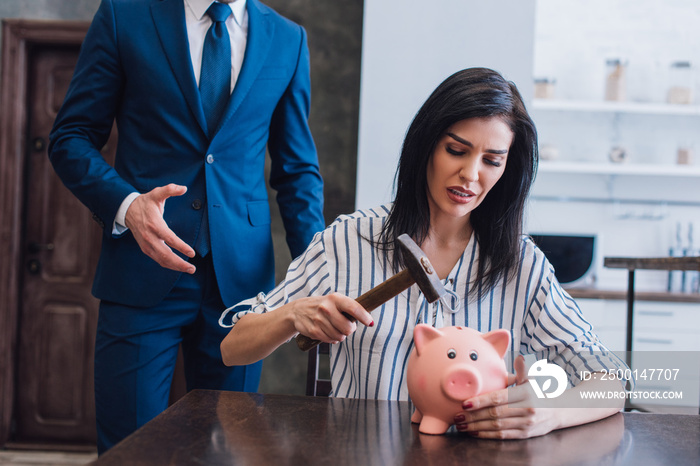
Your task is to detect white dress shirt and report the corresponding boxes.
[113,0,248,234]
[184,0,248,92]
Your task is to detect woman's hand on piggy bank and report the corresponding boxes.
[453,355,560,439]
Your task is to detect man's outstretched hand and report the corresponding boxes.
[125,184,196,274]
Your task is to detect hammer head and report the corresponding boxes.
[397,234,447,303]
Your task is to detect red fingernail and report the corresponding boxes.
[462,402,473,410]
[369,321,374,327]
[454,414,465,423]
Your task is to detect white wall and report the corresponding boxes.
[356,0,536,208]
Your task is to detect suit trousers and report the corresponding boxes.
[93,253,262,453]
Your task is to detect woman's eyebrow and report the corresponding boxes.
[446,132,508,155]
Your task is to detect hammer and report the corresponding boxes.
[296,233,448,351]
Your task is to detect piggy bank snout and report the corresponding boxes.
[442,365,482,401]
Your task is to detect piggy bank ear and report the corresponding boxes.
[413,324,443,356]
[482,329,510,358]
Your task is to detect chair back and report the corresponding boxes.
[306,342,331,396]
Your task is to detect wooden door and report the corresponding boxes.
[13,43,112,446]
[0,20,186,448]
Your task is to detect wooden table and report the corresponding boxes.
[93,390,700,465]
[604,256,700,354]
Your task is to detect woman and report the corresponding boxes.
[220,68,627,438]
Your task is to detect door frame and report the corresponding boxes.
[0,19,90,446]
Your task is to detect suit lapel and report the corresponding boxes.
[215,0,274,133]
[151,0,208,136]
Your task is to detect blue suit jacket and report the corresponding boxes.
[49,0,325,308]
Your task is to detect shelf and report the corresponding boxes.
[538,161,700,177]
[531,99,700,116]
[565,287,700,303]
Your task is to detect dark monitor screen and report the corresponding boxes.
[530,234,595,284]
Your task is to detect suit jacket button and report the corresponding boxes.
[206,154,214,164]
[192,199,202,210]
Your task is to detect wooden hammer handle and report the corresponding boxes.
[296,269,415,351]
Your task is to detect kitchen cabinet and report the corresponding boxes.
[576,297,700,352]
[634,301,700,350]
[577,297,700,411]
[577,298,626,351]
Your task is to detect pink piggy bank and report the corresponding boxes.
[407,324,510,435]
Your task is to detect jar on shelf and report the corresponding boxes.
[608,145,628,164]
[605,58,627,102]
[534,78,556,99]
[539,143,559,161]
[667,61,694,105]
[677,144,694,165]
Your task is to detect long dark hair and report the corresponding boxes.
[378,67,538,295]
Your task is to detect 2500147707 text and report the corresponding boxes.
[579,368,680,382]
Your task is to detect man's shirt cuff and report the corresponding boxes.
[112,192,140,236]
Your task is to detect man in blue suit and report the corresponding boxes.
[48,0,325,453]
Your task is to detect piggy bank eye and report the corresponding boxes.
[469,351,478,361]
[447,349,457,359]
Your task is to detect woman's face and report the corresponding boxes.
[426,117,514,223]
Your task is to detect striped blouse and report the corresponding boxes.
[224,205,627,401]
